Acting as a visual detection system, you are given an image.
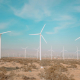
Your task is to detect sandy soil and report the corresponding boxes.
[0,58,80,80]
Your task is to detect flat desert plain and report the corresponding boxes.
[0,58,80,80]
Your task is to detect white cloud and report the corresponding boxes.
[10,0,62,21]
[46,22,74,34]
[11,0,51,21]
[54,15,72,21]
[74,6,80,12]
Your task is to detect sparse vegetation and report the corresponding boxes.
[0,58,79,80]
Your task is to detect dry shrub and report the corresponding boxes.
[22,65,32,72]
[66,64,77,68]
[0,67,7,74]
[40,59,52,66]
[22,63,37,72]
[31,64,37,69]
[53,63,68,72]
[0,67,19,72]
[40,64,74,80]
[0,72,9,80]
[23,76,36,80]
[9,71,16,77]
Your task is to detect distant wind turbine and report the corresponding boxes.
[22,47,28,58]
[29,24,47,60]
[34,47,39,59]
[75,37,80,41]
[61,46,67,60]
[75,46,80,60]
[8,53,9,57]
[48,46,54,60]
[0,31,11,59]
[13,53,14,57]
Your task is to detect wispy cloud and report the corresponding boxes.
[10,0,62,21]
[54,15,72,21]
[10,1,51,21]
[46,21,74,34]
[74,6,80,12]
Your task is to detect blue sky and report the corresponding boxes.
[0,0,80,53]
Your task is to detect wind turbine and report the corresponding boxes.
[22,47,28,58]
[29,24,47,60]
[61,46,67,60]
[34,47,39,59]
[48,46,54,60]
[75,46,80,60]
[0,31,11,59]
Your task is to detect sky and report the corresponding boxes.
[0,0,80,57]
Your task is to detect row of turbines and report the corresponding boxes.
[21,46,80,60]
[0,24,80,60]
[29,24,80,60]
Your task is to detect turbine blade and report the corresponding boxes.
[2,32,8,34]
[29,34,39,35]
[41,35,47,44]
[2,31,11,34]
[75,37,80,41]
[40,24,46,33]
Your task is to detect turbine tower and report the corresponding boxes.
[61,46,67,60]
[29,24,47,60]
[75,46,80,60]
[0,31,11,59]
[22,47,28,58]
[48,46,54,60]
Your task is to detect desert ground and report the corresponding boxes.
[0,58,80,80]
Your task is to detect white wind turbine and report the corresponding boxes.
[75,46,80,60]
[22,47,28,58]
[34,47,39,59]
[29,24,47,61]
[0,31,11,59]
[61,46,67,60]
[48,46,54,60]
